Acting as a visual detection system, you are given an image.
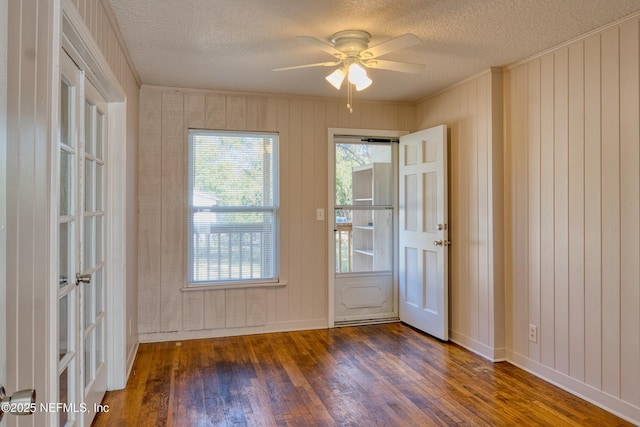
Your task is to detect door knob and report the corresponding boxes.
[75,272,91,285]
[433,240,443,246]
[0,386,36,420]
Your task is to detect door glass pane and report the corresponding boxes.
[59,222,73,288]
[95,268,103,314]
[337,208,392,272]
[60,80,71,146]
[59,366,70,426]
[59,150,73,216]
[96,111,104,159]
[84,216,93,267]
[85,101,94,156]
[59,293,70,360]
[335,143,392,206]
[84,276,93,329]
[335,142,393,273]
[96,162,103,211]
[84,334,93,388]
[335,209,353,273]
[96,319,103,367]
[85,158,93,212]
[96,215,103,264]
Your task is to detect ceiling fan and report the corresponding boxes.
[273,30,424,92]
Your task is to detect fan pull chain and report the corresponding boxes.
[347,83,353,113]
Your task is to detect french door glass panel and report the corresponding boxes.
[57,50,108,426]
[82,84,107,410]
[58,51,80,426]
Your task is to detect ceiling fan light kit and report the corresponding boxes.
[325,67,346,90]
[324,62,372,91]
[347,63,372,91]
[275,29,424,112]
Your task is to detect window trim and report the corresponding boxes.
[187,129,280,287]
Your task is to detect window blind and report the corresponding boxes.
[188,130,279,284]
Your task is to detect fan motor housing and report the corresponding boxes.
[330,30,371,55]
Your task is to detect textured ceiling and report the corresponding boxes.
[107,0,640,102]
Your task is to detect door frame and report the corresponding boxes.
[327,128,405,328]
[51,1,128,405]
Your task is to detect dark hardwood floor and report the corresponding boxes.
[93,323,632,426]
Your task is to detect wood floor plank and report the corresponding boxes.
[93,323,633,426]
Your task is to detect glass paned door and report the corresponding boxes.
[58,51,81,427]
[81,82,108,418]
[57,50,108,427]
[333,138,397,323]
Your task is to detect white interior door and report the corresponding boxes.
[58,50,107,427]
[80,67,108,426]
[399,125,449,340]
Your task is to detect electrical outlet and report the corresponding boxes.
[528,324,538,343]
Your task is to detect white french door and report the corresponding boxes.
[58,50,108,427]
[399,125,449,340]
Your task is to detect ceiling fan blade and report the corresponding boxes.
[273,61,341,71]
[297,36,343,57]
[362,59,424,74]
[360,33,421,59]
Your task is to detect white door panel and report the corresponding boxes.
[399,125,448,340]
[335,273,395,322]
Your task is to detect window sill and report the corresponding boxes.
[181,281,287,292]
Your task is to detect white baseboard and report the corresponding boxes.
[125,341,139,383]
[447,333,640,424]
[138,319,329,343]
[508,350,640,425]
[449,330,507,362]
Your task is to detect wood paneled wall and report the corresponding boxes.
[504,16,640,422]
[414,70,506,361]
[134,11,640,424]
[71,0,140,88]
[70,0,141,363]
[5,2,53,424]
[138,86,413,340]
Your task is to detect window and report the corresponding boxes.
[188,130,279,285]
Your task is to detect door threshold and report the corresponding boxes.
[334,318,400,327]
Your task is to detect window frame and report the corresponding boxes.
[187,129,280,287]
